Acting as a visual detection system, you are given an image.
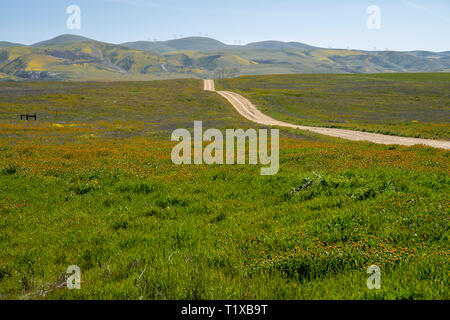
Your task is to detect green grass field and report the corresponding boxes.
[217,73,450,140]
[0,78,448,300]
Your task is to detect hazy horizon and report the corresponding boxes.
[7,33,450,54]
[1,0,450,52]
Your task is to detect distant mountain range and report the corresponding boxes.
[0,34,449,81]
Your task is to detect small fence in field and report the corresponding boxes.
[20,114,37,120]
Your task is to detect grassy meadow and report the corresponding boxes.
[217,73,450,140]
[0,78,448,300]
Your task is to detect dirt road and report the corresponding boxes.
[205,79,450,150]
[204,79,215,91]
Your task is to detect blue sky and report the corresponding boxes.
[1,0,449,51]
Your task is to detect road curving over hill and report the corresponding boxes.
[204,79,450,150]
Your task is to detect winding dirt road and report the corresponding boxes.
[204,79,450,150]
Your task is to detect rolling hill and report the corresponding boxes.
[0,35,208,80]
[31,34,97,47]
[245,40,319,51]
[0,41,25,48]
[0,34,449,81]
[122,37,228,53]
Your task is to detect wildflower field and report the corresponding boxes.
[0,77,448,299]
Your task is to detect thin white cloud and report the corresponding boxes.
[402,0,423,10]
[102,0,213,13]
[401,0,444,18]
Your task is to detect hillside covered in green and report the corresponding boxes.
[1,34,449,81]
